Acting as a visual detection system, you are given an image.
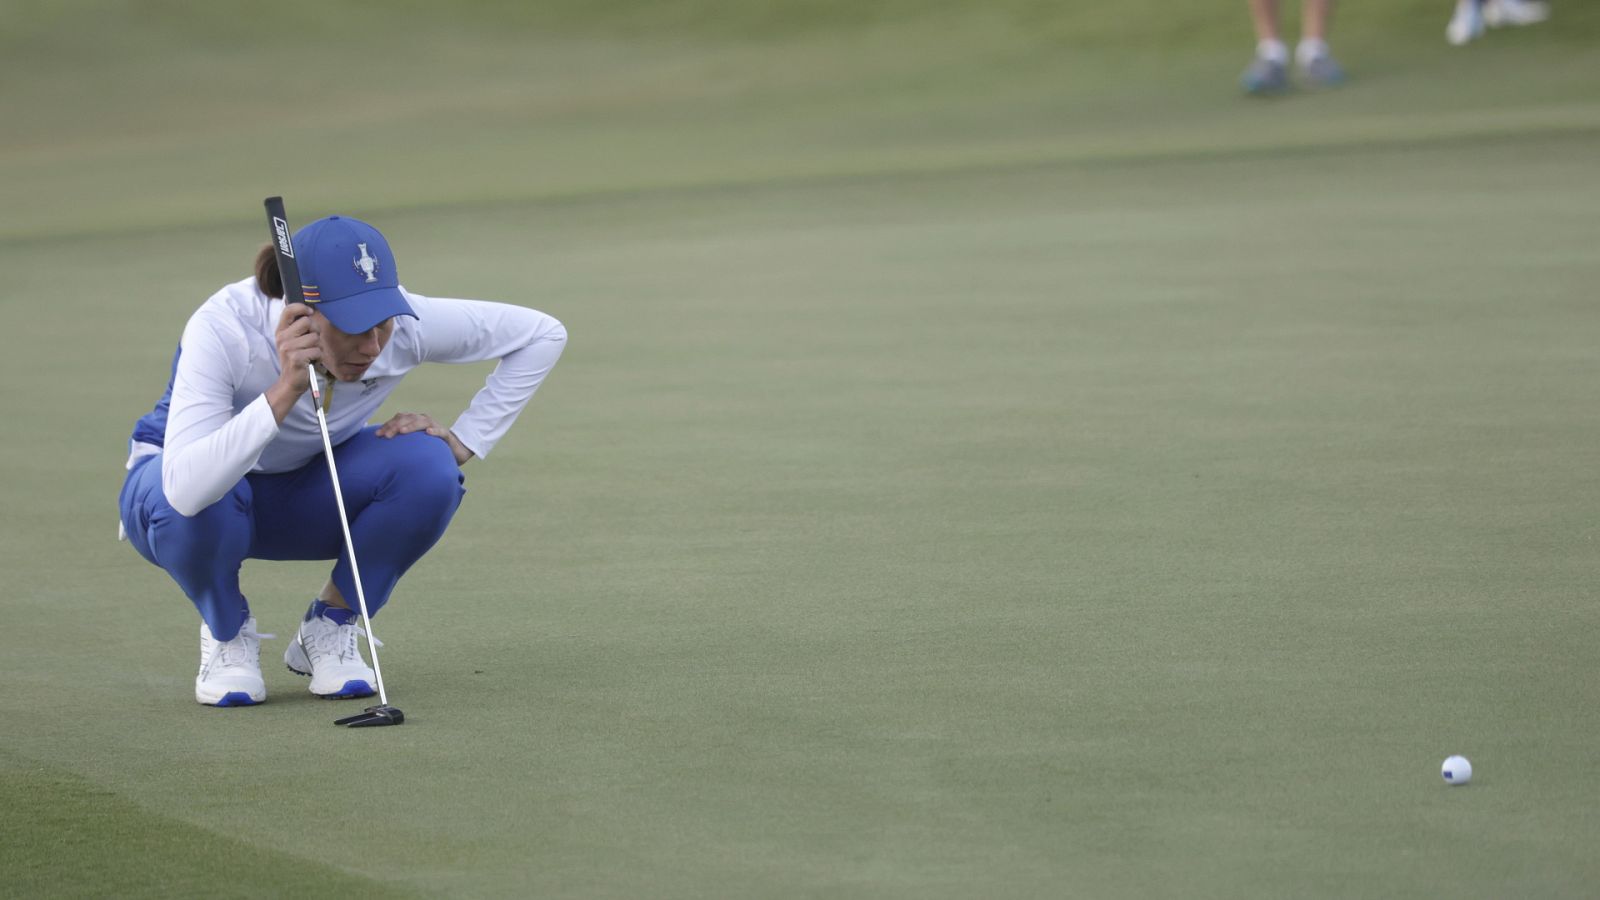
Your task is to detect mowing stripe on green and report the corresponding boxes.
[0,750,424,900]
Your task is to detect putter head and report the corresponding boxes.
[335,705,404,727]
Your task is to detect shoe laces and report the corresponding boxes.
[205,621,275,672]
[304,615,381,665]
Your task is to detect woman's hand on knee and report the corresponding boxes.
[376,413,474,466]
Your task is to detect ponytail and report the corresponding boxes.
[254,243,283,299]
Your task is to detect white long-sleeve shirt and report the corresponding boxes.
[126,276,566,518]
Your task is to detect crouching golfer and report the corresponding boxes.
[119,215,566,706]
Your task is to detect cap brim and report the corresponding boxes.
[314,286,417,335]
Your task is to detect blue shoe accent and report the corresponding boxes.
[307,599,356,625]
[1300,54,1346,89]
[324,680,375,699]
[213,691,260,707]
[1241,57,1289,95]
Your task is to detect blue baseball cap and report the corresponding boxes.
[292,215,417,334]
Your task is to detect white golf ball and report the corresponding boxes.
[1441,755,1472,785]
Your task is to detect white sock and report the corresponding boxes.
[1295,38,1330,67]
[1256,39,1289,64]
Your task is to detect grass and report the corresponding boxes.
[2,2,1599,897]
[0,750,418,899]
[3,1,1597,239]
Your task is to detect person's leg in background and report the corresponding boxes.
[1448,0,1487,44]
[1296,0,1346,88]
[1451,0,1549,45]
[1242,0,1291,94]
[1484,0,1550,29]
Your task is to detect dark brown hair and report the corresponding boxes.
[254,243,283,299]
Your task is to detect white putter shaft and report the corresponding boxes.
[307,363,389,707]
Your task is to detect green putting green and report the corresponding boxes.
[2,2,1598,897]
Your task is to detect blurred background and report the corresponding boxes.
[5,1,1597,239]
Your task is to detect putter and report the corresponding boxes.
[264,197,404,728]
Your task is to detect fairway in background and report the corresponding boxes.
[2,2,1598,898]
[3,1,1598,239]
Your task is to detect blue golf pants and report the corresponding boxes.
[120,427,465,641]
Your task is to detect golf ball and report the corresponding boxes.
[1441,755,1472,785]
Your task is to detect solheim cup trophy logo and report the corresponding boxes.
[354,243,380,283]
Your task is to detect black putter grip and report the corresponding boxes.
[263,196,307,306]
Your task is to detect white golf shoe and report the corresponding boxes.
[1446,1,1485,44]
[284,613,378,699]
[196,617,272,707]
[1484,0,1549,27]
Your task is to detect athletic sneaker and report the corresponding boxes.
[1240,56,1289,95]
[1447,0,1486,44]
[1297,52,1346,89]
[285,612,378,699]
[1484,0,1550,27]
[196,617,272,707]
